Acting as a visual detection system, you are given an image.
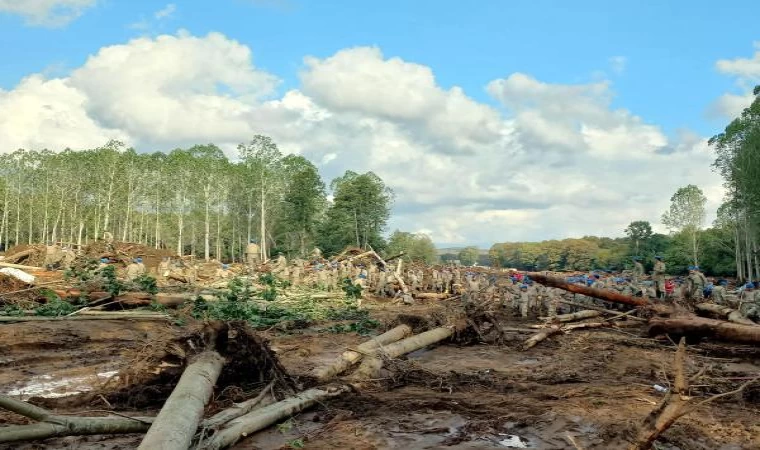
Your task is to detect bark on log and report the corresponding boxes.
[694,303,756,326]
[312,324,412,382]
[0,313,169,323]
[648,317,760,345]
[523,326,563,350]
[414,292,449,300]
[0,394,152,443]
[550,310,602,323]
[352,327,455,379]
[0,261,43,270]
[528,273,651,307]
[201,381,276,430]
[138,351,225,450]
[200,386,351,450]
[557,299,647,322]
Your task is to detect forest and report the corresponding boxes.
[0,135,393,261]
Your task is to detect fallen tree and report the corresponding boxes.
[548,310,602,323]
[138,351,226,450]
[201,381,276,430]
[0,394,152,443]
[352,326,455,379]
[312,324,412,382]
[648,316,760,345]
[200,385,351,450]
[527,273,651,307]
[694,303,756,326]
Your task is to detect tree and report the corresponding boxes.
[386,231,437,264]
[318,171,393,255]
[280,155,326,256]
[458,246,480,266]
[661,185,707,266]
[624,221,653,256]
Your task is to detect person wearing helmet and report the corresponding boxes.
[518,284,530,318]
[652,256,666,298]
[215,263,230,280]
[712,279,728,305]
[686,266,707,303]
[125,257,145,281]
[740,283,760,322]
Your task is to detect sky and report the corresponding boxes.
[1,0,759,247]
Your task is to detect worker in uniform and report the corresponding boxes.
[712,279,728,305]
[686,266,708,302]
[632,257,644,285]
[44,242,63,270]
[125,257,145,281]
[740,283,760,321]
[652,256,666,298]
[518,284,530,318]
[245,239,261,271]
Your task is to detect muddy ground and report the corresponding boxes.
[1,298,759,449]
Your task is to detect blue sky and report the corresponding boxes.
[0,0,757,246]
[0,0,755,136]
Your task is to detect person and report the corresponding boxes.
[98,257,111,269]
[245,239,261,270]
[686,266,708,302]
[311,247,322,260]
[125,257,145,281]
[44,242,63,269]
[632,257,644,284]
[740,283,760,321]
[518,284,530,318]
[652,256,666,298]
[158,257,170,281]
[273,253,288,275]
[215,264,230,280]
[712,279,728,305]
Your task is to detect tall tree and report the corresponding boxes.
[386,230,437,264]
[624,221,653,256]
[458,246,481,266]
[280,155,326,256]
[661,184,707,266]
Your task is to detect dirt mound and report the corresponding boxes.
[3,244,46,267]
[0,274,36,307]
[79,241,176,269]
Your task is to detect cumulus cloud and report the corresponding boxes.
[0,0,97,26]
[710,42,760,119]
[0,33,727,245]
[154,3,176,20]
[716,42,760,80]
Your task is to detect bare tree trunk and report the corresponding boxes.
[138,351,225,450]
[353,327,455,379]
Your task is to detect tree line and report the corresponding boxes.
[0,136,393,261]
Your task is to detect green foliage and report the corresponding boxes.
[35,298,77,317]
[148,301,167,313]
[324,318,381,335]
[662,185,707,265]
[134,274,159,295]
[288,439,305,449]
[1,304,25,316]
[341,278,363,299]
[458,246,481,266]
[624,221,653,256]
[317,170,393,255]
[386,230,438,264]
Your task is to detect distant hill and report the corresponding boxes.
[436,247,489,256]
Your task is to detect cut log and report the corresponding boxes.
[201,381,276,430]
[549,310,602,323]
[0,394,152,443]
[352,327,455,379]
[648,317,760,345]
[557,299,647,322]
[528,273,651,307]
[200,385,351,450]
[414,292,449,300]
[138,351,225,450]
[0,261,43,271]
[312,324,412,382]
[523,326,563,350]
[0,313,170,323]
[694,303,756,326]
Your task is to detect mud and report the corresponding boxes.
[1,300,759,449]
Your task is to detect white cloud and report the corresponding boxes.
[609,56,627,75]
[0,0,96,26]
[716,42,760,80]
[0,33,727,246]
[154,3,176,20]
[710,43,760,119]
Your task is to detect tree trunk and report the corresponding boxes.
[201,386,351,450]
[312,324,412,382]
[138,351,225,450]
[694,303,756,326]
[523,326,563,350]
[648,317,760,345]
[549,310,602,323]
[528,273,651,307]
[353,327,454,379]
[202,381,275,430]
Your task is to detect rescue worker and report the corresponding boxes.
[44,242,63,269]
[125,257,145,281]
[740,283,760,321]
[215,264,230,280]
[518,284,530,318]
[652,256,666,298]
[158,257,170,282]
[712,279,728,305]
[686,266,708,302]
[632,257,644,285]
[245,239,261,270]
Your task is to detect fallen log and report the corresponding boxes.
[0,313,170,323]
[0,393,152,443]
[557,299,647,322]
[138,351,225,450]
[200,385,351,450]
[3,248,37,264]
[528,273,651,307]
[201,381,276,430]
[549,310,602,323]
[648,316,760,345]
[414,292,449,300]
[694,303,756,326]
[523,326,562,350]
[0,261,43,271]
[51,290,153,302]
[352,326,455,379]
[312,324,412,382]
